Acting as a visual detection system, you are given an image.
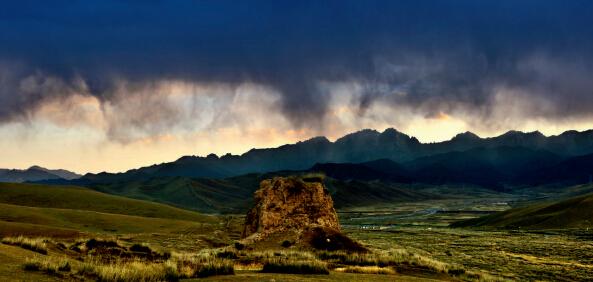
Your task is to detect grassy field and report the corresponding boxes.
[3,182,593,281]
[348,227,593,281]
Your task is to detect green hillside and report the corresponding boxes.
[0,182,218,237]
[0,182,214,222]
[88,174,439,213]
[91,176,256,213]
[451,192,593,229]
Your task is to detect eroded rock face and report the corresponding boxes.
[242,177,340,239]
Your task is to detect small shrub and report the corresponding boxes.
[281,240,293,248]
[262,259,329,275]
[448,267,466,276]
[23,261,41,271]
[234,242,245,250]
[129,243,152,253]
[2,236,48,255]
[85,238,120,250]
[216,250,238,259]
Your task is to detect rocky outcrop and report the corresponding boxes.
[242,176,340,239]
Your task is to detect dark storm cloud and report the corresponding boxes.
[1,0,593,131]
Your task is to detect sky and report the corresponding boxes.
[1,0,593,174]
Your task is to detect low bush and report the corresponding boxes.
[129,243,152,253]
[85,238,121,250]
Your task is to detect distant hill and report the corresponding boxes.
[0,166,80,183]
[0,182,211,221]
[76,128,593,182]
[27,166,80,180]
[405,146,563,189]
[310,147,565,189]
[519,153,593,186]
[0,182,215,237]
[451,190,593,229]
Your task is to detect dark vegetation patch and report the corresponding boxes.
[302,226,368,253]
[262,259,329,275]
[69,238,170,262]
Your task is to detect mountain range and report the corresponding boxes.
[0,166,80,183]
[74,128,593,183]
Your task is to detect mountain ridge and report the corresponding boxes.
[0,166,81,183]
[78,128,593,182]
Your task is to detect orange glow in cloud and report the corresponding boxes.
[2,80,593,174]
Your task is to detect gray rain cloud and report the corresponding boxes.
[1,0,593,140]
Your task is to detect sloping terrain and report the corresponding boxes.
[0,183,217,237]
[0,183,212,221]
[326,179,434,209]
[451,192,593,229]
[91,176,257,213]
[520,153,593,186]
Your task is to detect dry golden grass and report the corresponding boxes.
[172,251,234,278]
[317,248,449,273]
[23,256,71,274]
[79,259,179,281]
[334,265,396,275]
[2,236,48,254]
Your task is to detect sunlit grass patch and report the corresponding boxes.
[2,236,48,254]
[334,265,396,275]
[173,252,235,278]
[317,248,451,273]
[79,259,180,282]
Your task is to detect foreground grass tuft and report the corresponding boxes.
[80,259,180,282]
[23,256,72,276]
[174,252,235,278]
[194,259,235,277]
[2,236,48,254]
[317,249,450,273]
[262,258,329,275]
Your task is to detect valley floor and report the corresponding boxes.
[2,182,593,281]
[348,227,593,281]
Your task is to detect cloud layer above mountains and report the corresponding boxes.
[1,0,593,172]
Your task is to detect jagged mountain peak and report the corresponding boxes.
[299,136,331,144]
[451,131,481,142]
[335,129,380,143]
